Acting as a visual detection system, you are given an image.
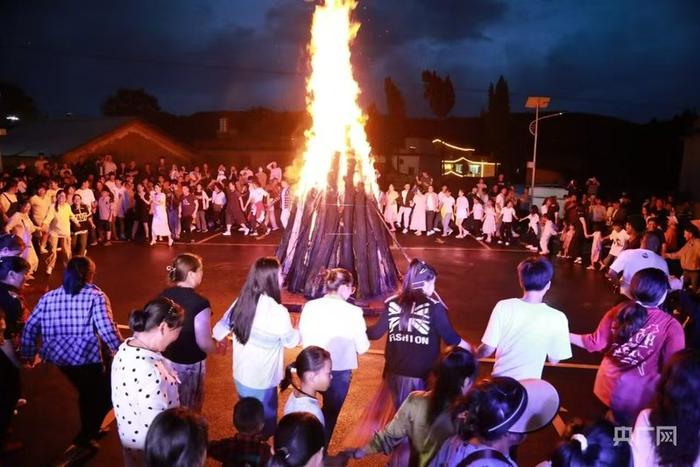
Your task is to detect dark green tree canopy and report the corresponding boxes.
[101,88,161,117]
[0,82,39,121]
[421,70,455,118]
[384,77,406,119]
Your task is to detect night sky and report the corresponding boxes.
[2,0,698,122]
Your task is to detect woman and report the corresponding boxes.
[299,268,369,443]
[150,184,173,246]
[270,413,325,467]
[570,268,685,425]
[548,420,630,467]
[0,256,30,452]
[383,184,399,232]
[366,259,467,409]
[431,377,560,467]
[112,297,184,466]
[161,254,215,412]
[410,189,427,236]
[631,349,700,467]
[210,183,226,230]
[71,193,92,257]
[349,347,478,466]
[223,180,248,236]
[133,183,151,241]
[44,190,80,276]
[20,257,122,455]
[213,257,299,437]
[5,200,39,276]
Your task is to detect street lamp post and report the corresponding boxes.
[525,96,563,205]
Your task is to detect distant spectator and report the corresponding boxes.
[609,232,669,298]
[664,224,700,291]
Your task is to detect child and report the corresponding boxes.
[481,200,497,243]
[97,189,114,246]
[280,346,332,426]
[440,189,455,237]
[244,180,269,236]
[208,397,271,467]
[601,222,629,270]
[455,189,469,239]
[497,200,517,246]
[471,197,484,238]
[558,224,575,258]
[586,224,605,270]
[539,213,557,255]
[523,205,540,252]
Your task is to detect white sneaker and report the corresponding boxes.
[243,227,249,235]
[223,231,231,236]
[497,240,503,244]
[238,227,247,232]
[414,231,422,236]
[250,231,258,236]
[46,267,53,275]
[402,229,408,234]
[505,242,510,246]
[427,231,435,236]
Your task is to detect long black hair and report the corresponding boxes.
[62,256,95,295]
[270,412,325,467]
[395,258,437,330]
[650,349,700,466]
[144,407,208,467]
[229,256,281,344]
[428,346,477,425]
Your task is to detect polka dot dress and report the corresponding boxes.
[111,338,180,450]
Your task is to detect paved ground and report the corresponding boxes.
[4,229,617,466]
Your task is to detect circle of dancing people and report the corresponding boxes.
[2,246,700,466]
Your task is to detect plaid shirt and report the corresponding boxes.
[208,433,271,467]
[20,283,123,366]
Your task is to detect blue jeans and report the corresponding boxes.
[387,374,426,410]
[235,380,278,438]
[321,370,352,444]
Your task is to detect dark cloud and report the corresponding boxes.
[0,0,697,121]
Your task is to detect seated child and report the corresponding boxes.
[208,397,271,467]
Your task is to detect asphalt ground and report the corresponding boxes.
[3,229,617,466]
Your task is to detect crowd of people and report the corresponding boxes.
[0,154,292,279]
[0,154,699,466]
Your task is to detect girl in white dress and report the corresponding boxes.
[455,190,469,239]
[382,185,399,231]
[150,184,173,246]
[409,189,427,235]
[481,199,497,242]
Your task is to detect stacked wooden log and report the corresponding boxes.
[277,152,399,299]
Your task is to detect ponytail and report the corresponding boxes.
[613,301,648,344]
[278,346,331,392]
[167,253,203,284]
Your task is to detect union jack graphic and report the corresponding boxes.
[388,302,431,335]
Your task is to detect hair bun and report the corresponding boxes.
[128,309,147,332]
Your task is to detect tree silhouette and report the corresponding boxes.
[0,82,39,121]
[383,77,406,152]
[421,70,455,118]
[486,75,511,167]
[101,88,161,117]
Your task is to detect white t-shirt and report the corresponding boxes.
[609,229,630,257]
[213,294,299,389]
[426,192,439,211]
[299,295,369,371]
[481,298,572,380]
[111,340,180,450]
[29,194,52,225]
[283,393,325,426]
[610,249,669,298]
[248,187,268,204]
[472,203,484,220]
[501,206,515,222]
[455,196,469,217]
[441,196,455,216]
[75,188,96,208]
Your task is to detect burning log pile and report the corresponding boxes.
[277,151,399,299]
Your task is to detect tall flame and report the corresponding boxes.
[296,0,377,200]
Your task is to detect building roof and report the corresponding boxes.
[0,117,194,161]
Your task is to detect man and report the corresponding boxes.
[477,257,572,380]
[585,176,600,196]
[609,232,669,299]
[0,180,19,227]
[102,154,117,176]
[425,186,439,236]
[665,224,700,291]
[179,185,197,243]
[397,183,413,234]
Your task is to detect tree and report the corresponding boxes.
[101,88,161,117]
[383,77,406,152]
[485,75,511,168]
[421,70,455,118]
[0,82,39,121]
